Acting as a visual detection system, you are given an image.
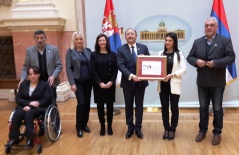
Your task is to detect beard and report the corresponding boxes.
[37,42,45,49]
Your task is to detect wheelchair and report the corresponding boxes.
[4,104,61,154]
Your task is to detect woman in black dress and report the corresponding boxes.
[90,34,118,136]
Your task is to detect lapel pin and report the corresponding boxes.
[137,48,140,50]
[215,44,217,46]
[48,50,50,52]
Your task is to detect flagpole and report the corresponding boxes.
[102,0,122,115]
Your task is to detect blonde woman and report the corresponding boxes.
[65,32,92,138]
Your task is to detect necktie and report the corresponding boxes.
[131,46,136,62]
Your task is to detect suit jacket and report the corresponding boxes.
[16,80,52,112]
[117,43,149,90]
[21,44,62,87]
[157,51,187,95]
[187,34,235,87]
[65,48,92,85]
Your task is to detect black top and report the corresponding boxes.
[165,52,174,75]
[78,51,91,81]
[161,51,174,91]
[38,49,48,82]
[90,51,117,103]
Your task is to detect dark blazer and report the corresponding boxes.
[187,34,235,87]
[21,44,62,87]
[117,43,150,90]
[65,48,92,85]
[91,51,117,84]
[16,80,52,112]
[90,51,118,103]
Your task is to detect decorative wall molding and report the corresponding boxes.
[1,17,66,31]
[12,1,59,18]
[0,0,12,7]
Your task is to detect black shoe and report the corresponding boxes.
[108,126,113,135]
[77,130,83,138]
[135,130,143,139]
[83,125,91,133]
[168,131,175,140]
[26,139,33,148]
[125,129,134,139]
[100,127,105,136]
[163,130,169,139]
[37,128,45,137]
[7,138,19,146]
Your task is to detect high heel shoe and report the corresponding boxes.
[100,126,105,136]
[108,126,113,135]
[163,130,169,139]
[168,131,175,140]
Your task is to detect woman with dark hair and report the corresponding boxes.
[65,32,92,138]
[157,32,187,140]
[90,34,117,136]
[7,66,52,147]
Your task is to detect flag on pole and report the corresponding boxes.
[211,0,237,84]
[101,0,122,85]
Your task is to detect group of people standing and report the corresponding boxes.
[7,16,235,148]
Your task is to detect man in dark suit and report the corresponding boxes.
[19,30,62,136]
[117,28,150,139]
[187,17,235,145]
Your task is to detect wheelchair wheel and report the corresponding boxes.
[37,144,42,154]
[44,105,61,142]
[5,145,11,154]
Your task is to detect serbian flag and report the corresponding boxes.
[101,0,122,85]
[211,0,237,84]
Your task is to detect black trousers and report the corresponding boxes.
[160,82,180,132]
[97,103,113,125]
[198,85,224,135]
[9,108,40,140]
[123,86,145,131]
[74,79,92,130]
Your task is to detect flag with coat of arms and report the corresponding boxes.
[101,0,122,85]
[211,0,237,84]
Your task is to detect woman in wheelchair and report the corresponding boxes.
[8,66,52,148]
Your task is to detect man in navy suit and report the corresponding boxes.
[187,17,235,145]
[117,28,150,139]
[19,30,62,136]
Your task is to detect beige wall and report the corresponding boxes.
[0,0,78,31]
[0,1,17,19]
[52,0,77,31]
